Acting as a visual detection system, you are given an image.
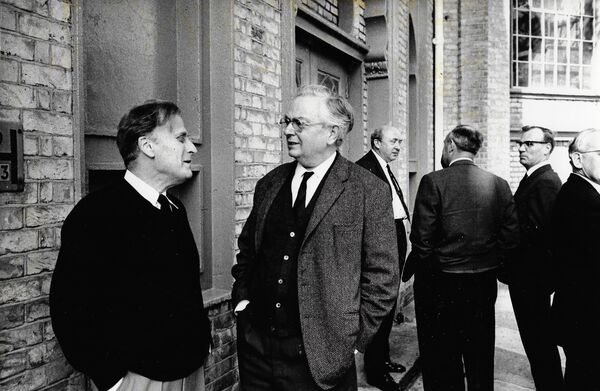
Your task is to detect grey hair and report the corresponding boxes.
[569,128,600,171]
[295,85,354,146]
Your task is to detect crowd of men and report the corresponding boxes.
[49,87,599,391]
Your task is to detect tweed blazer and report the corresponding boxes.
[506,164,562,287]
[405,160,519,279]
[551,174,600,346]
[232,154,399,389]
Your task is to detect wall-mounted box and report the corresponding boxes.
[0,121,24,192]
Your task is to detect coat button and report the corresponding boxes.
[275,302,281,308]
[278,279,283,284]
[290,232,295,237]
[283,255,289,260]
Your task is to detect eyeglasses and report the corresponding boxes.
[278,116,328,133]
[516,141,548,148]
[577,149,600,154]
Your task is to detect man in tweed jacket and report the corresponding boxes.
[232,85,399,390]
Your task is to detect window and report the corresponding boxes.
[511,0,596,91]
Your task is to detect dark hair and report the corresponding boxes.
[116,100,181,167]
[522,125,556,153]
[447,124,483,154]
[370,127,384,149]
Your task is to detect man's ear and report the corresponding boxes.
[571,152,583,170]
[138,136,155,159]
[327,125,341,146]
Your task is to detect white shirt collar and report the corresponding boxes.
[574,173,600,195]
[294,151,337,181]
[449,157,473,166]
[526,161,550,177]
[372,149,389,171]
[124,170,177,210]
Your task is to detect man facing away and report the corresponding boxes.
[356,125,410,391]
[50,101,211,391]
[551,128,600,390]
[501,125,563,390]
[406,125,519,391]
[232,85,399,391]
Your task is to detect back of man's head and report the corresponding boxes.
[569,128,600,173]
[295,85,354,146]
[447,125,483,155]
[117,100,180,168]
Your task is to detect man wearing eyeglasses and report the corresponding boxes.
[232,85,399,391]
[501,125,564,390]
[356,125,409,391]
[551,128,600,390]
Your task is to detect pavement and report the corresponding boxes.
[357,283,566,391]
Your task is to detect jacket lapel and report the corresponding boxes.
[303,155,349,242]
[255,163,295,250]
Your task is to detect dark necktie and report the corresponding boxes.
[386,164,411,221]
[515,173,528,197]
[294,171,314,219]
[157,194,172,218]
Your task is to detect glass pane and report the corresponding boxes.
[532,12,542,35]
[317,72,340,94]
[532,38,543,61]
[583,0,593,15]
[556,0,565,11]
[295,60,302,88]
[513,62,518,87]
[544,13,555,37]
[519,37,530,60]
[545,64,555,87]
[512,36,518,61]
[545,38,555,62]
[532,0,542,7]
[570,41,580,64]
[518,0,529,8]
[582,66,591,89]
[518,11,530,35]
[532,63,543,87]
[519,62,529,87]
[557,15,568,38]
[569,66,580,89]
[544,0,556,9]
[582,17,593,40]
[570,16,581,39]
[557,64,567,87]
[583,42,593,64]
[557,39,568,62]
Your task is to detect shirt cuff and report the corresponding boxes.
[234,300,250,315]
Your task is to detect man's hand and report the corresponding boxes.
[234,300,250,315]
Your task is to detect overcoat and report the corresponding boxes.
[232,155,400,389]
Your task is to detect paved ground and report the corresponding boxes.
[358,283,565,390]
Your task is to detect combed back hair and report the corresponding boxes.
[447,124,483,154]
[295,85,354,146]
[117,100,181,167]
[522,125,556,153]
[569,128,600,154]
[370,127,384,149]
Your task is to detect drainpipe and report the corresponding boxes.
[433,0,444,170]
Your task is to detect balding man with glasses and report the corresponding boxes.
[551,128,600,390]
[232,85,399,391]
[501,125,564,390]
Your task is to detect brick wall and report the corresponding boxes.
[0,1,83,390]
[301,0,339,25]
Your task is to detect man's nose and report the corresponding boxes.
[518,143,526,152]
[187,139,197,154]
[283,124,296,136]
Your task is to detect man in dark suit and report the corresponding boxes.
[551,128,600,390]
[50,101,211,391]
[232,85,399,391]
[356,125,409,391]
[502,125,563,390]
[407,125,519,391]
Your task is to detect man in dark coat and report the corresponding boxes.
[551,128,600,390]
[356,125,409,391]
[50,101,211,391]
[232,85,399,391]
[502,125,563,390]
[406,125,519,391]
